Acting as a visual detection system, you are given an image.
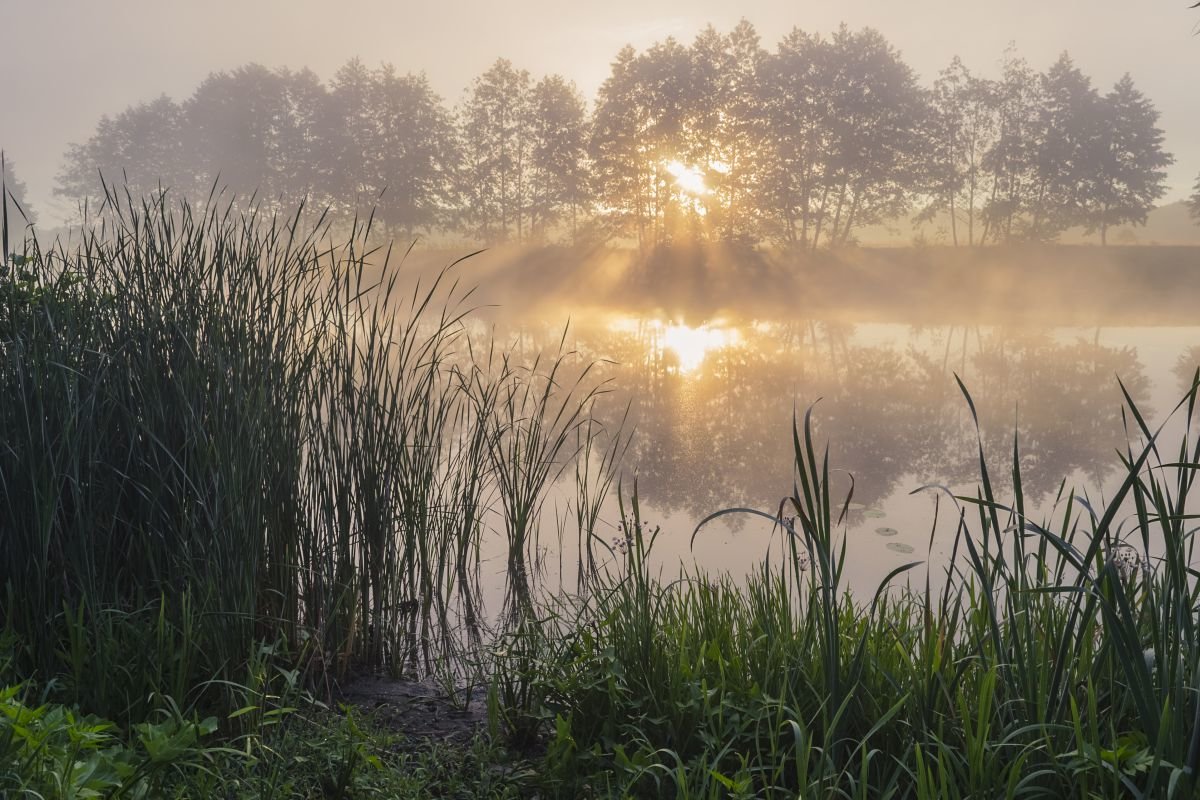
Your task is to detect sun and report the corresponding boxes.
[664,160,709,197]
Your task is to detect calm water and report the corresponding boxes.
[471,312,1200,605]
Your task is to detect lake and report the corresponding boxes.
[437,246,1200,608]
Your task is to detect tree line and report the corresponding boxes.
[39,21,1188,248]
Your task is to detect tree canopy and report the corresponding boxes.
[53,22,1176,248]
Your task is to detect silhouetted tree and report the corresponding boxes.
[1025,53,1100,240]
[687,21,768,242]
[1082,74,1171,245]
[1190,174,1200,223]
[823,27,929,248]
[326,58,379,217]
[366,66,460,236]
[458,59,532,243]
[757,28,828,248]
[590,45,652,248]
[526,75,591,242]
[634,37,694,245]
[760,26,929,250]
[270,67,335,211]
[919,57,998,246]
[56,94,187,209]
[980,49,1041,243]
[184,64,300,204]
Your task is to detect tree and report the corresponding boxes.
[829,27,929,247]
[367,67,460,236]
[457,59,532,243]
[591,36,702,249]
[757,28,829,248]
[184,65,297,204]
[1025,53,1101,240]
[686,20,769,242]
[326,58,380,217]
[1082,74,1172,244]
[526,75,590,242]
[760,26,929,250]
[590,45,652,247]
[1190,174,1200,223]
[920,57,998,246]
[269,67,336,211]
[980,48,1042,243]
[632,37,694,246]
[56,94,187,209]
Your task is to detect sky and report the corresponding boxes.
[2,0,1198,222]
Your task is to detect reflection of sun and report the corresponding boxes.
[661,323,738,373]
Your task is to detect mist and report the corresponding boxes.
[7,5,1200,796]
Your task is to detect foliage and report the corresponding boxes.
[0,684,221,799]
[50,24,1174,248]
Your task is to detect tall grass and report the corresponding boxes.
[495,377,1200,798]
[0,183,611,724]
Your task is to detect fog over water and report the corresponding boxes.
[439,249,1200,596]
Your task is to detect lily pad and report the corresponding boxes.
[863,509,887,519]
[874,527,898,537]
[886,542,915,554]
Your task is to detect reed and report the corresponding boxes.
[496,377,1200,798]
[0,184,610,725]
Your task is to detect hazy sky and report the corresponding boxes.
[2,0,1197,222]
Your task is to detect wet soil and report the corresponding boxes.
[337,675,490,745]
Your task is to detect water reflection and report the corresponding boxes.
[460,309,1198,616]
[550,318,1155,524]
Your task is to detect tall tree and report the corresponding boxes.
[590,45,652,248]
[633,36,694,246]
[758,28,829,248]
[56,94,187,209]
[1025,53,1101,240]
[269,67,335,211]
[686,20,768,242]
[326,58,381,217]
[368,66,460,237]
[526,75,590,242]
[184,64,297,204]
[1190,174,1200,224]
[980,48,1042,243]
[920,57,998,246]
[1083,74,1172,244]
[783,27,928,250]
[590,37,699,249]
[458,59,532,243]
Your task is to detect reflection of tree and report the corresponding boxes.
[486,320,1151,523]
[943,330,1149,498]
